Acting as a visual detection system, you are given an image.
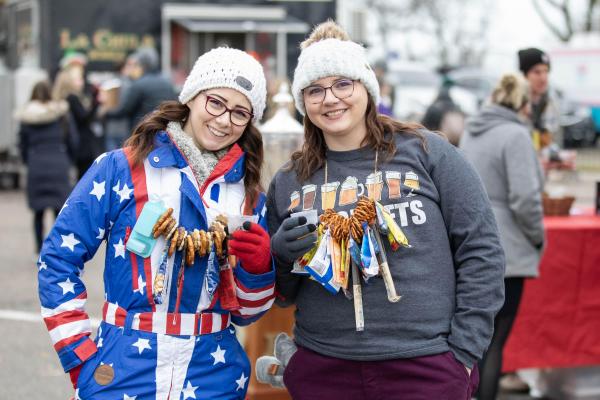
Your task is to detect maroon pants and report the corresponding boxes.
[283,346,479,400]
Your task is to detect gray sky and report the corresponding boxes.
[485,0,557,73]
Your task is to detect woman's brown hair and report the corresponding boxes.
[124,100,264,207]
[291,97,424,182]
[30,81,52,102]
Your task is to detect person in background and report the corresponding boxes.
[518,47,561,148]
[101,56,135,151]
[103,46,177,130]
[422,73,465,146]
[15,81,74,256]
[38,47,275,399]
[373,61,394,117]
[460,73,545,400]
[267,20,505,400]
[53,63,102,179]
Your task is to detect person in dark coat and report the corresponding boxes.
[53,64,103,179]
[103,46,177,130]
[15,81,74,254]
[421,75,465,145]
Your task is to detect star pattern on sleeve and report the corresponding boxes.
[60,233,80,251]
[132,338,151,354]
[210,345,226,365]
[58,278,76,295]
[113,238,126,259]
[133,275,145,295]
[123,394,137,400]
[38,259,48,271]
[182,381,198,399]
[235,372,248,391]
[96,228,105,240]
[90,180,106,201]
[113,180,133,203]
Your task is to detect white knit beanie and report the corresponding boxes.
[292,38,380,115]
[179,47,267,123]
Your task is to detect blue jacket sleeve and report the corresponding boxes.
[38,151,121,372]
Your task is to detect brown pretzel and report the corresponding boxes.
[176,227,187,251]
[153,215,173,238]
[214,231,224,257]
[168,228,179,257]
[192,229,201,254]
[152,208,173,235]
[185,235,195,265]
[165,219,178,240]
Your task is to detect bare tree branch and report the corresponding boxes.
[585,0,599,31]
[532,0,571,41]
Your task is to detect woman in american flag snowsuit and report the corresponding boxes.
[38,47,275,399]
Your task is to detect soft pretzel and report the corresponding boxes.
[152,208,173,235]
[185,235,195,265]
[168,228,179,257]
[165,219,178,240]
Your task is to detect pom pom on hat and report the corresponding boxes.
[179,47,267,123]
[292,38,380,115]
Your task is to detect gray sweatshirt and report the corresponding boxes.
[267,130,505,368]
[461,104,545,277]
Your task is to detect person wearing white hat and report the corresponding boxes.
[38,47,274,399]
[267,21,505,399]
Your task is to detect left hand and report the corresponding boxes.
[228,222,271,274]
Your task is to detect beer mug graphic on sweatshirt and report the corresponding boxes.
[404,171,420,197]
[366,171,384,201]
[321,181,340,210]
[385,171,402,199]
[302,184,317,210]
[339,176,364,206]
[288,190,300,211]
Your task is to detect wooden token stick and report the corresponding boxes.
[372,229,402,303]
[351,260,364,332]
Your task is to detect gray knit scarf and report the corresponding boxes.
[167,121,229,188]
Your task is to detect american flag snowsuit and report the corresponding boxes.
[38,131,275,399]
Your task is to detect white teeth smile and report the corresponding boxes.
[207,125,228,137]
[324,109,346,117]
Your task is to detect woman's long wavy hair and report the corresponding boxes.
[290,96,425,182]
[125,100,264,207]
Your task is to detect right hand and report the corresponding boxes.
[271,216,317,265]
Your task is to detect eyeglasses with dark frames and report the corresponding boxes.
[302,79,355,104]
[204,95,253,126]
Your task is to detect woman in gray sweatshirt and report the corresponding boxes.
[266,21,505,399]
[460,73,545,400]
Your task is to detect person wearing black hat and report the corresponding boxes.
[518,47,562,147]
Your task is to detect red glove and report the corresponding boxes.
[228,222,271,274]
[69,364,82,389]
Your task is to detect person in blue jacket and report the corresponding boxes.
[38,47,275,399]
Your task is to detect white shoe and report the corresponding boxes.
[499,373,530,392]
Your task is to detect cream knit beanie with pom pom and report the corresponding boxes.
[292,38,380,115]
[179,47,267,123]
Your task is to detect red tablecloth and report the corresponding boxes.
[503,213,600,371]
